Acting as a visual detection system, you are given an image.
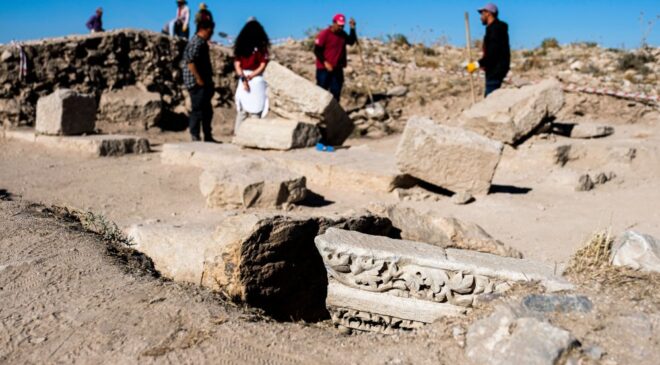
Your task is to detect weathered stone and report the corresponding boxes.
[263,61,354,146]
[386,85,408,97]
[466,305,578,365]
[199,162,308,209]
[201,212,394,320]
[35,89,97,135]
[396,117,503,195]
[315,229,573,332]
[576,174,595,191]
[611,231,660,273]
[0,98,20,126]
[98,86,163,129]
[522,294,593,313]
[3,129,150,156]
[458,78,565,144]
[232,117,321,150]
[570,123,614,139]
[374,203,523,258]
[0,50,12,62]
[451,191,474,205]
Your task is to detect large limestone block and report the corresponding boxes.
[199,162,308,209]
[263,61,354,146]
[466,305,577,365]
[99,86,162,129]
[459,78,565,144]
[611,231,660,273]
[36,89,97,135]
[232,117,321,150]
[374,203,523,258]
[201,212,393,320]
[396,117,503,195]
[315,229,573,332]
[4,129,150,156]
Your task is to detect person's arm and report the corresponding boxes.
[314,30,333,71]
[188,63,205,86]
[234,59,250,91]
[248,62,267,78]
[182,7,190,32]
[346,18,357,46]
[86,16,94,30]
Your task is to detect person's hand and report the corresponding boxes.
[196,78,205,87]
[349,18,356,29]
[465,61,480,73]
[242,79,251,92]
[182,24,188,32]
[324,61,334,72]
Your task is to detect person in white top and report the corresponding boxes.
[168,0,190,38]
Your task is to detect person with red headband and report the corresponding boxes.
[314,14,357,102]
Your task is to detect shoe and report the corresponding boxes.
[191,135,201,142]
[204,137,221,144]
[315,143,335,152]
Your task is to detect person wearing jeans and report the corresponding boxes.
[313,14,357,102]
[182,18,216,142]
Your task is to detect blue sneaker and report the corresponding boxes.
[316,143,335,152]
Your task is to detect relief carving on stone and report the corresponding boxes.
[329,306,425,334]
[321,247,511,308]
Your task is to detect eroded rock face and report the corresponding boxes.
[373,203,523,258]
[263,61,354,146]
[458,78,565,145]
[466,305,578,365]
[98,86,162,130]
[35,89,96,135]
[199,162,308,209]
[315,229,573,333]
[396,117,503,195]
[201,212,394,321]
[611,231,660,273]
[232,117,321,150]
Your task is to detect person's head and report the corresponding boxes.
[197,19,215,40]
[478,3,498,25]
[177,0,187,8]
[199,2,207,10]
[330,14,346,32]
[96,7,103,16]
[233,19,270,58]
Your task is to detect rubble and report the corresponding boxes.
[458,79,565,145]
[98,85,163,130]
[569,123,615,139]
[35,89,96,135]
[199,162,308,209]
[315,229,572,333]
[466,305,578,365]
[611,231,660,273]
[396,117,503,195]
[232,117,321,150]
[263,61,354,146]
[372,203,523,258]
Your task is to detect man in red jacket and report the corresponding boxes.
[314,14,357,102]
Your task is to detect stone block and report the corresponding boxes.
[201,212,394,320]
[315,229,573,332]
[3,129,150,156]
[35,89,97,135]
[611,231,660,273]
[264,61,354,146]
[232,117,321,150]
[466,305,577,365]
[374,203,523,258]
[396,117,503,195]
[199,162,308,209]
[458,78,565,144]
[98,86,162,129]
[570,123,615,139]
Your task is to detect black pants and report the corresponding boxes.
[189,86,214,140]
[485,78,503,97]
[316,68,344,102]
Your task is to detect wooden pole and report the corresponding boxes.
[464,12,477,104]
[356,39,376,107]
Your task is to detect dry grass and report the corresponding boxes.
[565,230,614,276]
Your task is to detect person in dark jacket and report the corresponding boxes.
[86,8,104,33]
[314,14,357,102]
[466,3,510,96]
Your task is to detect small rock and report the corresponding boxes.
[594,172,616,185]
[386,85,408,97]
[611,231,660,273]
[1,50,12,62]
[522,294,593,313]
[570,123,615,139]
[576,174,595,191]
[583,345,604,360]
[365,102,387,121]
[451,191,474,205]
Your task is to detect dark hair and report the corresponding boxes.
[233,20,270,58]
[197,19,215,32]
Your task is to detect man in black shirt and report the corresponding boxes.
[183,18,216,142]
[467,3,511,97]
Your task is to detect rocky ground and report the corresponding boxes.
[1,31,659,364]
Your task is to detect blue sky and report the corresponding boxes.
[0,1,658,48]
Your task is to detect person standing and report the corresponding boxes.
[182,18,216,142]
[86,7,104,33]
[169,0,190,38]
[233,18,271,133]
[466,3,510,96]
[314,14,357,102]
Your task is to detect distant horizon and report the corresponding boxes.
[0,1,658,50]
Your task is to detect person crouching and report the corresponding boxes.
[233,18,270,134]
